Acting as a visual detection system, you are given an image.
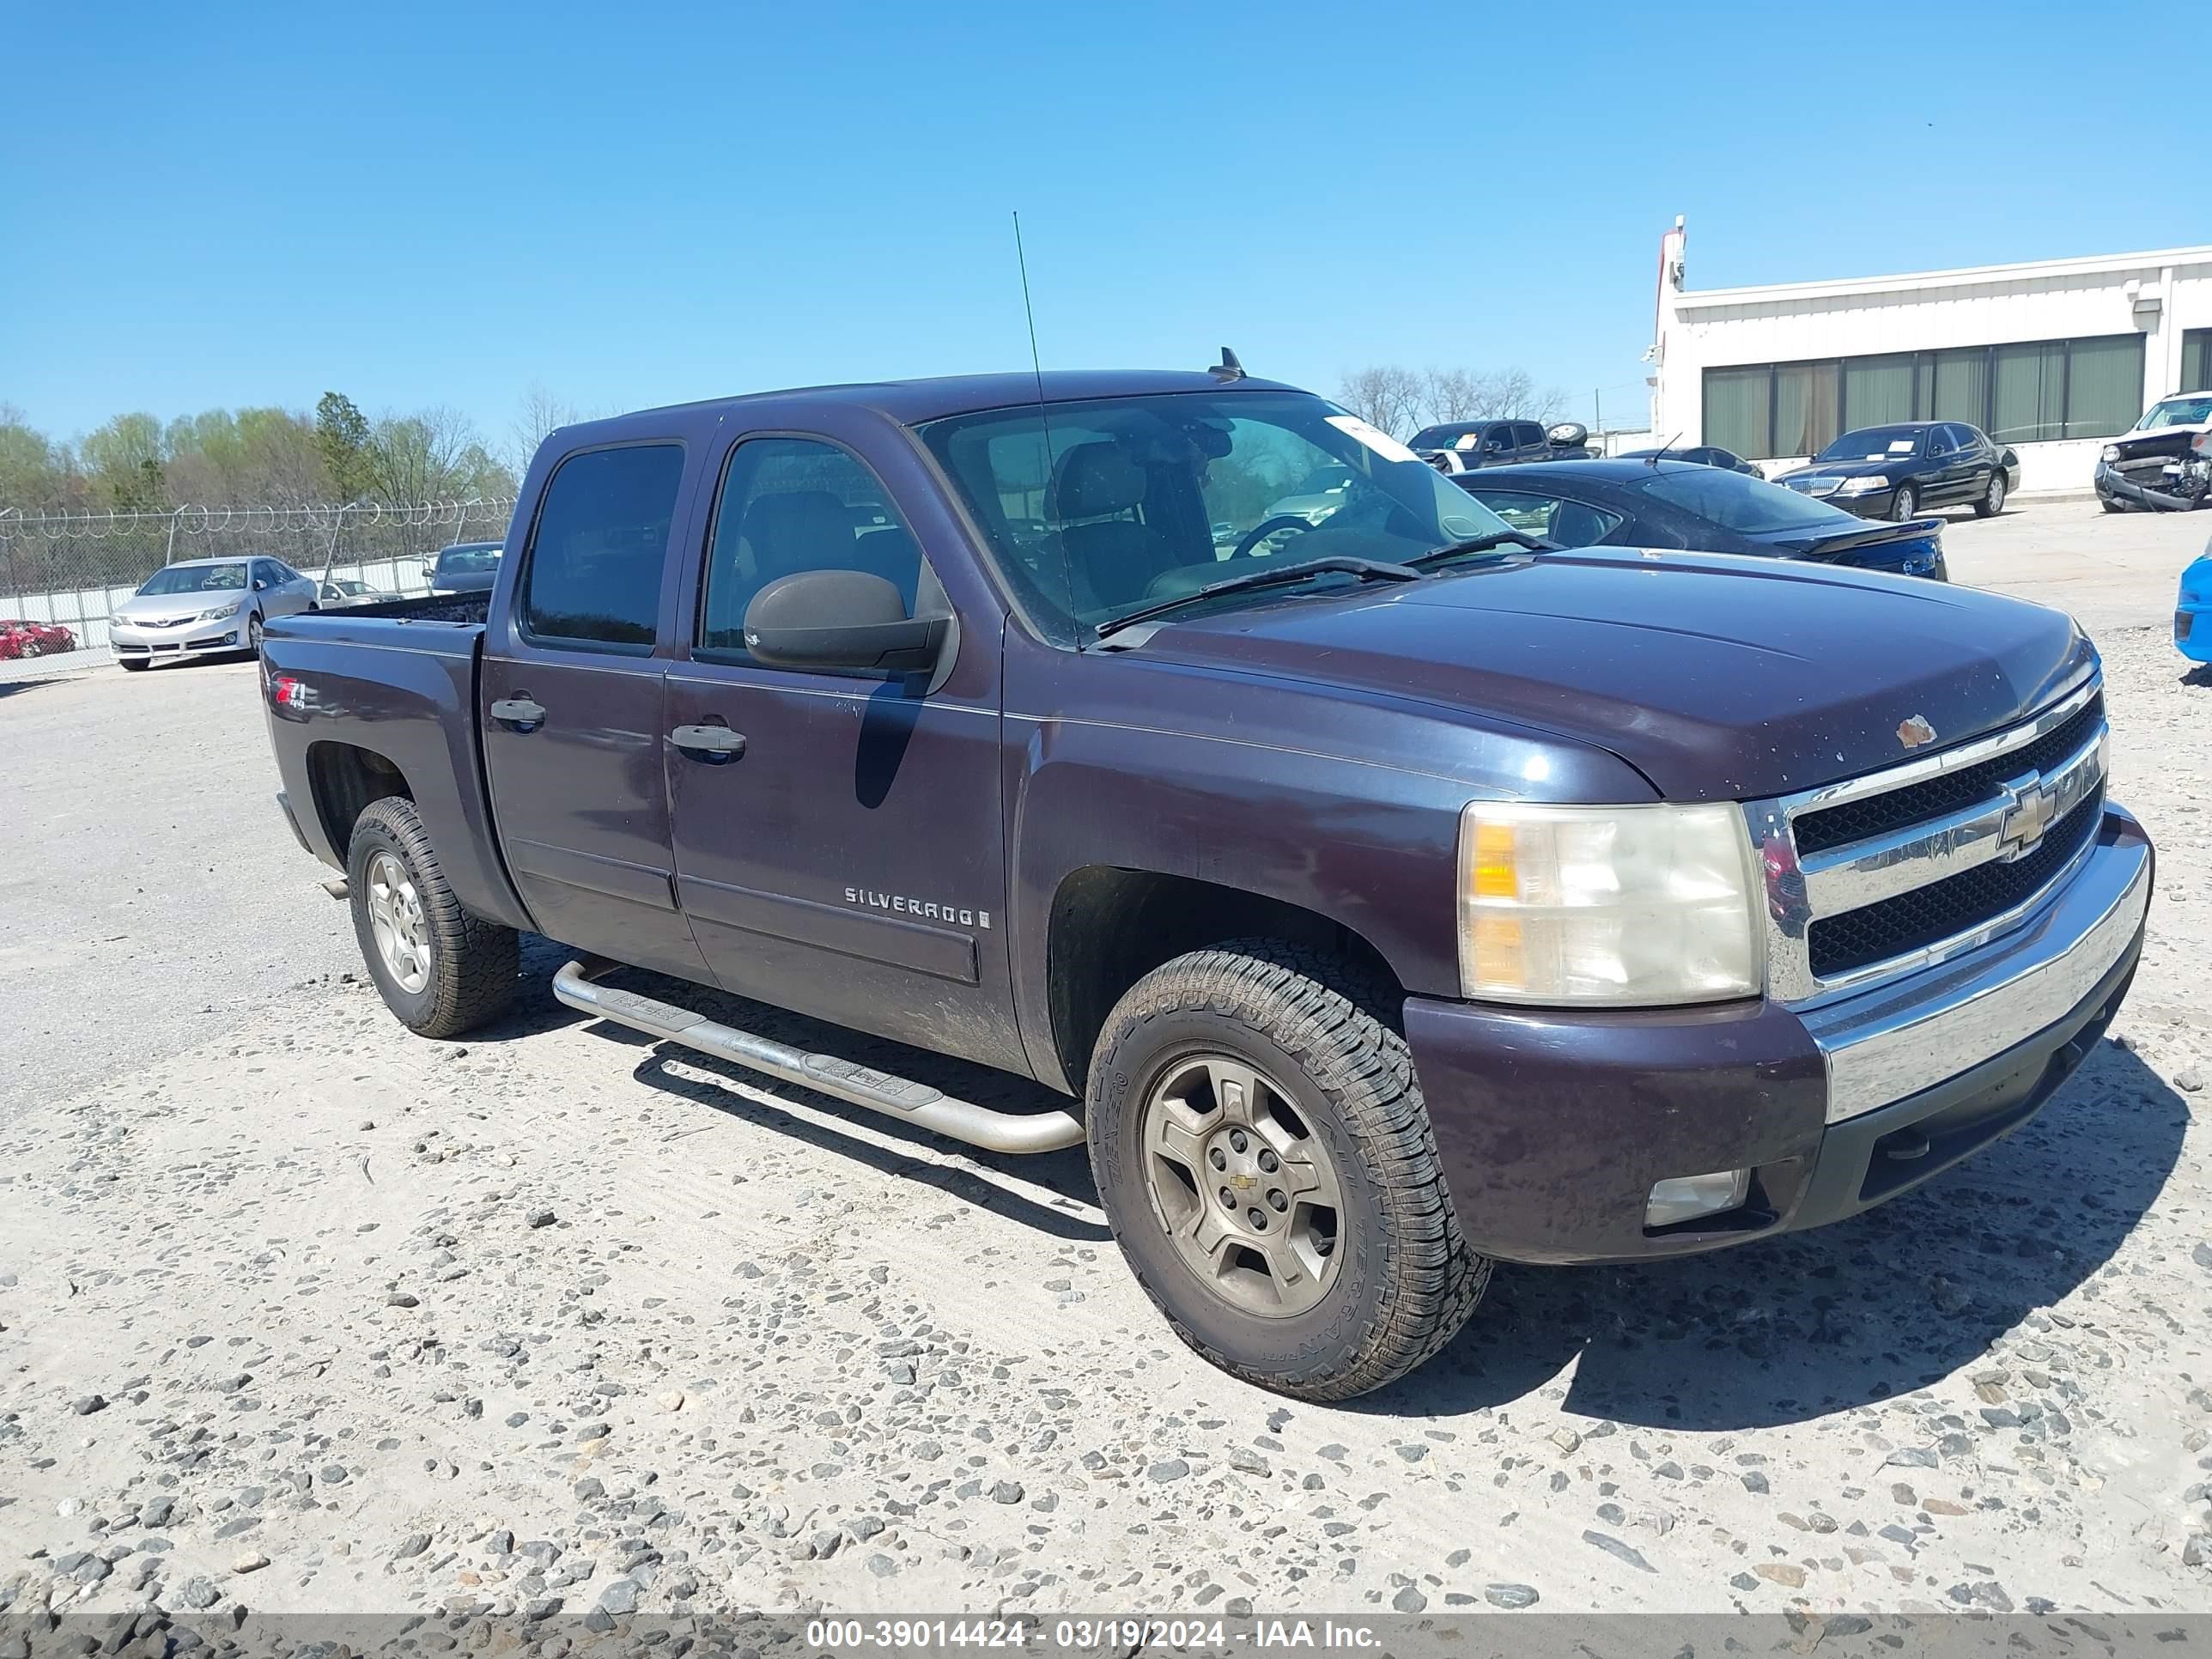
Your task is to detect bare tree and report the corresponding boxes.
[1335,366,1426,439]
[1421,369,1487,423]
[509,382,583,472]
[1342,364,1573,438]
[366,405,511,505]
[1419,367,1571,426]
[1471,368,1570,425]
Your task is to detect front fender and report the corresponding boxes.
[1000,634,1656,1090]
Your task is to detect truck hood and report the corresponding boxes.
[1131,549,2094,802]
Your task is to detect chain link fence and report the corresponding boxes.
[0,497,515,672]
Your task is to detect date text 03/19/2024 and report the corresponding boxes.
[802,1620,1384,1651]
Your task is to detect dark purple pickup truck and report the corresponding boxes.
[262,368,2152,1401]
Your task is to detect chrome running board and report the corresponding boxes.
[552,959,1085,1156]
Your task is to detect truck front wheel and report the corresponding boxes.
[347,795,518,1037]
[1086,942,1488,1401]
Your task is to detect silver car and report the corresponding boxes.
[110,556,319,671]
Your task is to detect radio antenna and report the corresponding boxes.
[1014,211,1082,650]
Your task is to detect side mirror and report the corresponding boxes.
[743,569,945,673]
[252,578,269,591]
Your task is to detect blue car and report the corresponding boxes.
[2180,531,2212,664]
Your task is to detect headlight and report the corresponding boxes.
[1457,801,1761,1006]
[1836,476,1888,495]
[195,602,241,622]
[2101,445,2122,464]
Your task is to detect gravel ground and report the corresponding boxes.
[0,658,358,1122]
[2,617,2210,1628]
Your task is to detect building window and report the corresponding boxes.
[1702,367,1769,463]
[2185,329,2212,393]
[1701,333,2147,459]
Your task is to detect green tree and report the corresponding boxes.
[0,404,66,510]
[79,413,168,510]
[315,392,373,501]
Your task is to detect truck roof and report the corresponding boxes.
[573,369,1304,441]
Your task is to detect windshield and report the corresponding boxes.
[137,562,246,596]
[1632,466,1866,536]
[919,391,1511,637]
[435,544,501,574]
[1817,426,1924,462]
[2137,396,2212,430]
[1408,423,1486,452]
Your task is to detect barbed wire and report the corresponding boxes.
[0,496,516,544]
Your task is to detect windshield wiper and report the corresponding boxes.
[1406,528,1554,567]
[1091,556,1419,640]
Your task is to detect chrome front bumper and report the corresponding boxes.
[110,618,246,657]
[1800,804,2151,1125]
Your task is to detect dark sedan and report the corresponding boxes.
[1774,421,2018,521]
[1450,459,1947,579]
[1615,443,1763,477]
[428,541,503,594]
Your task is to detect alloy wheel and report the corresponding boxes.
[364,850,433,994]
[1139,1052,1345,1317]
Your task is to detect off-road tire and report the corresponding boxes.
[1086,940,1488,1401]
[347,795,518,1037]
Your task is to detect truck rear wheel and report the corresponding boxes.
[1085,941,1487,1401]
[347,796,518,1037]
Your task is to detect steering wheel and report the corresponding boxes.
[1229,514,1321,559]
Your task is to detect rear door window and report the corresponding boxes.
[521,444,686,651]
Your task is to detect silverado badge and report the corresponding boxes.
[1896,714,1936,749]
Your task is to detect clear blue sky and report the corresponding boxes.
[4,0,2203,445]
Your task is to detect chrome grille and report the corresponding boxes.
[1806,781,2102,978]
[1745,676,2108,1005]
[1794,694,2104,854]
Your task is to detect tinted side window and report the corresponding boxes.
[522,444,684,650]
[1515,422,1547,449]
[1463,488,1625,544]
[699,437,922,660]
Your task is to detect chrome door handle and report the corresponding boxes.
[490,697,546,731]
[669,723,746,763]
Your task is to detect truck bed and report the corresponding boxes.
[259,595,523,932]
[265,593,487,659]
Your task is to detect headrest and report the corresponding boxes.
[741,490,853,575]
[1052,443,1146,518]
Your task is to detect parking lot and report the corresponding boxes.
[3,496,2210,1622]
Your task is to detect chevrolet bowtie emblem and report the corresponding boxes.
[1230,1174,1257,1190]
[1997,773,2058,857]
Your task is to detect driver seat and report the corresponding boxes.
[1050,443,1175,611]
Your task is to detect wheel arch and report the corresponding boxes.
[306,740,416,865]
[1042,866,1406,1097]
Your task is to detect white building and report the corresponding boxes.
[1648,222,2212,494]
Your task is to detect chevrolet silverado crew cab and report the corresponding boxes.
[261,368,2153,1401]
